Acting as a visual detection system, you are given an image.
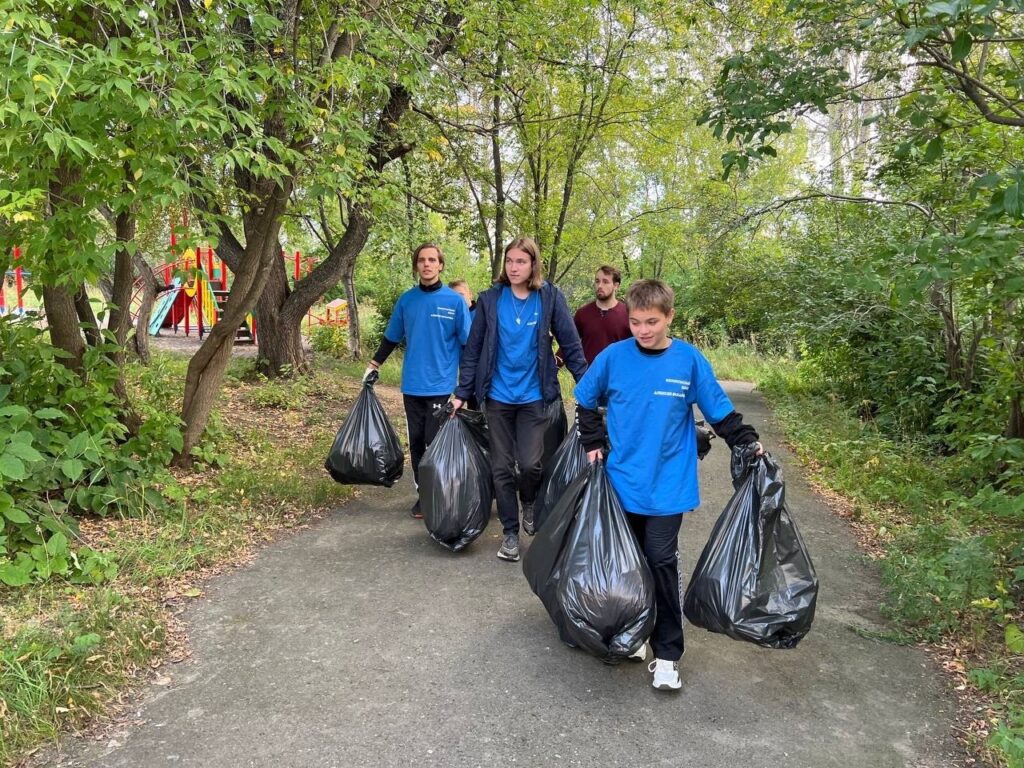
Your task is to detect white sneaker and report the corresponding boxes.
[628,643,647,662]
[649,659,681,690]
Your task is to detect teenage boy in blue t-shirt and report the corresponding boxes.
[574,279,762,691]
[365,243,471,518]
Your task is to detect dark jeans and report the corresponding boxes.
[626,512,685,662]
[403,394,450,485]
[485,398,546,535]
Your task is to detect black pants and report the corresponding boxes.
[626,512,684,662]
[403,394,450,485]
[485,398,546,536]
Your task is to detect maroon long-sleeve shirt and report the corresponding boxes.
[572,300,631,364]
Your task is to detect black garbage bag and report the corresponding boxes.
[541,398,568,467]
[456,407,490,457]
[324,374,404,487]
[523,462,654,662]
[683,445,818,649]
[534,419,588,533]
[418,410,493,552]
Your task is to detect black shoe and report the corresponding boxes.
[522,502,536,536]
[497,534,520,561]
[411,500,423,519]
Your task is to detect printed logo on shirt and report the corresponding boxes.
[653,377,690,398]
[526,310,539,327]
[431,305,456,321]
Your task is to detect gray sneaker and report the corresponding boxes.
[497,534,520,562]
[522,502,536,536]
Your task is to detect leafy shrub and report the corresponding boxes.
[309,323,349,360]
[0,318,181,586]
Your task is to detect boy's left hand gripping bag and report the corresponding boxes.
[324,379,404,487]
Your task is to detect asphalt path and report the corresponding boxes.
[45,382,962,768]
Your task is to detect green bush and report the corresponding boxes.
[309,323,349,360]
[0,319,181,587]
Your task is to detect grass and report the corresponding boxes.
[0,352,360,765]
[701,341,786,384]
[748,360,1024,768]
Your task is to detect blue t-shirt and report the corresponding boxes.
[384,284,471,396]
[489,287,542,404]
[574,339,735,516]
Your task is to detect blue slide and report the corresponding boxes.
[148,278,182,336]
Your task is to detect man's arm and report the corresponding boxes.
[363,301,405,381]
[577,405,607,454]
[453,299,486,404]
[552,290,588,381]
[708,410,759,449]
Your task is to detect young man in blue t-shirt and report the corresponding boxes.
[574,279,762,691]
[365,243,471,518]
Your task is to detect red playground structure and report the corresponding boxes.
[134,241,343,343]
[0,246,31,317]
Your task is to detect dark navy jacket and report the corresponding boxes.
[456,281,587,405]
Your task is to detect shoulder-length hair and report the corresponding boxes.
[496,236,544,291]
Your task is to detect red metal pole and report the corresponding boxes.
[291,249,298,281]
[221,255,228,290]
[13,246,24,313]
[206,247,214,280]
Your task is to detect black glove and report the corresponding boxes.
[696,419,715,460]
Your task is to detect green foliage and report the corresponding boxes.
[0,588,163,765]
[0,324,236,587]
[761,364,1024,764]
[309,324,350,360]
[0,319,181,586]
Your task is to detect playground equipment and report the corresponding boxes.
[131,244,346,342]
[0,246,31,317]
[2,229,346,341]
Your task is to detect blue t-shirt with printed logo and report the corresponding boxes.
[384,284,471,396]
[574,338,735,516]
[489,287,542,404]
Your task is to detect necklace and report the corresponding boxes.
[511,291,533,325]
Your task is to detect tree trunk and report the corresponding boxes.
[176,184,290,467]
[1006,391,1024,440]
[491,34,506,270]
[344,266,361,359]
[105,210,142,435]
[73,284,104,348]
[43,285,86,371]
[254,254,309,375]
[131,252,157,364]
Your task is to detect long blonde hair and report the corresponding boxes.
[496,236,543,291]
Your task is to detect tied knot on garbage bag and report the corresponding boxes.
[419,407,493,552]
[683,445,818,649]
[434,400,490,457]
[324,374,404,487]
[524,461,654,664]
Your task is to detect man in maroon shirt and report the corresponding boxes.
[570,264,632,364]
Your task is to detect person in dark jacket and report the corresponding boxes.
[452,236,588,562]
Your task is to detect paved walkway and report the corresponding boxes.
[47,383,962,767]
